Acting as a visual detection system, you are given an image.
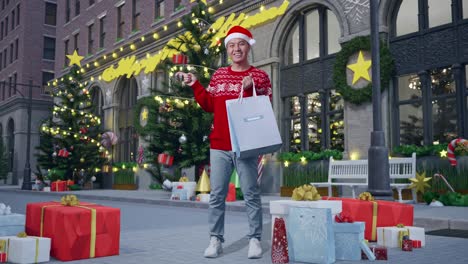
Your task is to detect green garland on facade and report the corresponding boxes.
[333,36,394,105]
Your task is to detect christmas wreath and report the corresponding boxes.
[134,96,160,136]
[333,36,394,105]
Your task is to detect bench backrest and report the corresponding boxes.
[327,152,416,182]
[389,152,416,180]
[328,158,368,183]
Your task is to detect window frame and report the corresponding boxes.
[45,2,57,26]
[132,0,140,32]
[99,16,105,48]
[280,6,343,152]
[87,23,94,55]
[117,4,124,39]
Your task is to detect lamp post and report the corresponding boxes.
[367,0,393,199]
[22,80,33,190]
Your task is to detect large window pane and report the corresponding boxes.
[285,23,299,65]
[330,90,343,111]
[432,97,457,143]
[305,10,320,60]
[399,103,423,145]
[464,0,468,19]
[396,0,418,36]
[327,10,340,55]
[330,112,344,151]
[430,67,455,97]
[308,115,321,152]
[290,118,301,152]
[290,96,301,116]
[398,74,422,101]
[428,0,451,28]
[307,93,321,114]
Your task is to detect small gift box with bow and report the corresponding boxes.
[172,53,188,64]
[362,245,388,260]
[412,239,422,248]
[401,236,413,251]
[1,232,51,264]
[0,211,25,236]
[377,224,425,248]
[0,252,6,263]
[333,217,365,261]
[157,153,174,166]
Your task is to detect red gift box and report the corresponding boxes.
[412,239,421,248]
[0,252,6,263]
[51,180,67,192]
[158,153,174,166]
[362,246,388,260]
[402,239,413,251]
[66,180,75,190]
[25,201,120,261]
[172,54,188,64]
[323,197,413,241]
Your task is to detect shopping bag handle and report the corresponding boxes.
[237,75,257,102]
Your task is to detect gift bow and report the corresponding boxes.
[17,231,28,238]
[179,176,189,182]
[61,194,80,206]
[291,184,321,201]
[359,192,375,201]
[396,223,405,228]
[335,212,354,223]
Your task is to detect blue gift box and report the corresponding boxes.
[333,221,365,260]
[171,188,188,200]
[0,213,25,236]
[287,207,335,264]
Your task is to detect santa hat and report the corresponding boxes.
[224,26,256,47]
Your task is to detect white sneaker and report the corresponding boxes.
[204,237,222,258]
[247,238,262,259]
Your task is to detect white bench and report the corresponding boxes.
[310,153,417,203]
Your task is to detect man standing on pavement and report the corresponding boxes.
[176,25,272,259]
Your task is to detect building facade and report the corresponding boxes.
[0,0,55,185]
[51,0,468,193]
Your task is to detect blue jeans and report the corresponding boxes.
[208,149,262,242]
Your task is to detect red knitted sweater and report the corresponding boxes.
[190,66,272,151]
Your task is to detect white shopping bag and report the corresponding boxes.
[226,80,282,158]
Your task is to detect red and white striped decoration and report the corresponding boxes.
[447,138,467,166]
[257,155,264,185]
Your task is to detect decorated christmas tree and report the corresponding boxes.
[135,0,224,183]
[35,52,107,185]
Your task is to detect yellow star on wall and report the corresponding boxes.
[141,107,148,121]
[190,0,207,4]
[347,50,372,85]
[409,172,432,194]
[66,50,84,67]
[439,150,448,157]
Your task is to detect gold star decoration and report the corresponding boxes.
[66,50,84,67]
[439,150,448,157]
[141,107,148,121]
[409,172,432,194]
[190,0,207,4]
[347,50,372,85]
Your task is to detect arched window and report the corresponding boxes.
[117,78,138,162]
[393,0,453,37]
[281,6,343,152]
[90,86,105,129]
[6,119,14,172]
[390,0,468,146]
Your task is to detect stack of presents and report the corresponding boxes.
[0,195,120,263]
[269,185,425,263]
